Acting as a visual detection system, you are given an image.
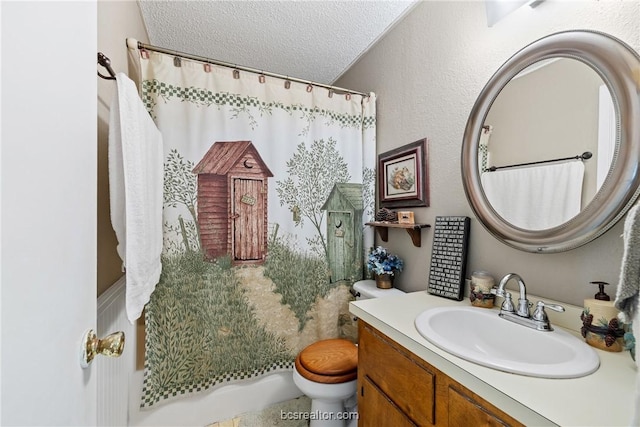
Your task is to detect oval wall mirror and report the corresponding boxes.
[461,30,640,253]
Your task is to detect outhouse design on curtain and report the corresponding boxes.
[130,43,376,408]
[192,141,273,263]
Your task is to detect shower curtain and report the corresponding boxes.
[130,45,376,408]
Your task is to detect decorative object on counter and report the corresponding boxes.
[623,325,635,361]
[367,246,404,289]
[581,281,626,351]
[375,207,398,222]
[378,138,429,208]
[469,271,496,308]
[428,216,470,301]
[397,210,415,224]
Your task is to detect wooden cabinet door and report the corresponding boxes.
[360,377,417,427]
[357,321,525,427]
[358,322,436,426]
[446,384,522,427]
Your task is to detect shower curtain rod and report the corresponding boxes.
[134,41,369,97]
[486,151,593,172]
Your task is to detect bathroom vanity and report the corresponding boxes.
[350,291,637,426]
[352,28,640,427]
[358,320,522,426]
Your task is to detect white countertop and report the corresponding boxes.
[350,290,637,427]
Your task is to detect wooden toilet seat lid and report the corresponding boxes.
[298,339,357,378]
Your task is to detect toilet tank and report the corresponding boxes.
[352,279,405,300]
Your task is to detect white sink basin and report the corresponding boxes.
[414,306,599,378]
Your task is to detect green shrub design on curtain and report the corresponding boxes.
[142,251,292,407]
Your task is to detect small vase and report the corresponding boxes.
[375,273,394,289]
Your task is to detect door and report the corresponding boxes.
[1,2,98,425]
[329,212,352,281]
[233,178,265,262]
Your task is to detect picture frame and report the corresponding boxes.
[378,138,429,208]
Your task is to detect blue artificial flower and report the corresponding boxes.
[366,246,404,276]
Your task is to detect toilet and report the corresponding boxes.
[351,278,406,301]
[293,279,405,427]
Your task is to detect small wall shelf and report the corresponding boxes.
[365,221,431,247]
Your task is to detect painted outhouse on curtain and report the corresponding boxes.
[192,141,273,264]
[322,183,364,283]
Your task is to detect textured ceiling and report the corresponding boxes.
[138,1,418,85]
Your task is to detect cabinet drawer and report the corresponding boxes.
[359,322,436,426]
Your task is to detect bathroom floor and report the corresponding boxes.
[208,396,311,427]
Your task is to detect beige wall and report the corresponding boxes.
[97,1,149,296]
[336,0,640,306]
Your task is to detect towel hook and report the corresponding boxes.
[97,52,116,80]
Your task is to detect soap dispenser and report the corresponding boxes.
[581,281,625,351]
[592,281,611,301]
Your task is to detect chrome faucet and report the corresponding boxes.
[495,273,530,317]
[492,273,565,331]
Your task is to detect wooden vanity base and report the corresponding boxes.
[357,321,525,427]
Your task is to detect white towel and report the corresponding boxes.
[616,203,640,426]
[481,161,584,230]
[109,72,164,323]
[632,314,640,426]
[616,203,640,322]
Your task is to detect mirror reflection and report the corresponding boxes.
[480,58,615,230]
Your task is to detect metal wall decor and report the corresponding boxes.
[428,216,470,301]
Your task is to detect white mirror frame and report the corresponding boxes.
[462,30,640,253]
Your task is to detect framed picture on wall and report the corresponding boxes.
[378,138,429,208]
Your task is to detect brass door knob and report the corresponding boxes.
[80,329,125,368]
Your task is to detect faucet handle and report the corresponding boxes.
[490,285,502,297]
[532,301,565,321]
[500,292,515,312]
[539,301,565,312]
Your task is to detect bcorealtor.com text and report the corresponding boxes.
[280,410,359,421]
